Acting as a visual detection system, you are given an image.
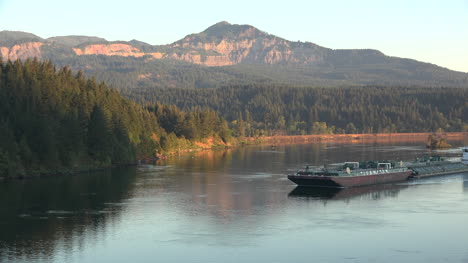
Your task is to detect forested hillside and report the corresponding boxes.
[128,86,468,136]
[0,59,230,178]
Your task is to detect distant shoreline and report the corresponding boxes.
[240,132,468,146]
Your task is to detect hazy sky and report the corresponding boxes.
[1,0,467,72]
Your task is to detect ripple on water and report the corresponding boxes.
[46,210,75,215]
[238,172,274,180]
[375,146,424,152]
[257,150,285,154]
[137,165,172,173]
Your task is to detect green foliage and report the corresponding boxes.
[0,148,12,178]
[0,59,236,177]
[147,103,232,142]
[128,86,468,136]
[160,133,180,152]
[310,122,334,135]
[0,59,163,176]
[0,121,18,177]
[426,130,452,149]
[345,123,358,134]
[87,105,112,164]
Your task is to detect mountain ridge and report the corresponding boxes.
[0,22,467,88]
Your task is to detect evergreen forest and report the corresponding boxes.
[0,59,230,178]
[127,85,468,137]
[0,59,466,179]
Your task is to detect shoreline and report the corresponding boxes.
[240,132,468,146]
[3,132,467,181]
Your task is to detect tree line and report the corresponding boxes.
[126,85,468,137]
[0,59,230,178]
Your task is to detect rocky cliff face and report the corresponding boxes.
[167,22,326,66]
[65,21,323,67]
[72,43,164,59]
[0,22,328,67]
[0,42,44,60]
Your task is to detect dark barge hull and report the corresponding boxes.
[288,170,413,188]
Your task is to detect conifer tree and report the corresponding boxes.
[87,105,112,164]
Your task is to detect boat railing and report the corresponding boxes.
[295,167,409,177]
[405,160,453,168]
[342,167,408,177]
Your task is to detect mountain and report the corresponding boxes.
[48,35,107,47]
[0,22,467,88]
[0,31,43,46]
[169,21,327,66]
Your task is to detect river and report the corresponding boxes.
[1,141,468,262]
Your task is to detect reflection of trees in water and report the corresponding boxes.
[289,184,407,203]
[189,174,289,223]
[281,141,434,168]
[157,149,234,173]
[0,167,138,262]
[157,147,293,223]
[283,143,325,166]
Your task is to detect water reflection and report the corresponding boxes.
[155,149,234,173]
[1,140,467,263]
[288,184,407,202]
[0,167,137,262]
[464,174,468,190]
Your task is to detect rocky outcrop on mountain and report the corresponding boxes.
[168,21,327,66]
[0,22,330,66]
[73,44,146,57]
[0,42,44,60]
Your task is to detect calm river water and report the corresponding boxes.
[1,141,468,263]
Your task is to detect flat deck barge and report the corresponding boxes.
[408,161,468,179]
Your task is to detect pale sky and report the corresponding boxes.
[0,0,467,72]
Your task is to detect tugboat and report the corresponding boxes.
[463,146,468,165]
[288,161,412,188]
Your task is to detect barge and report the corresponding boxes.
[407,155,468,179]
[288,147,468,188]
[288,162,413,188]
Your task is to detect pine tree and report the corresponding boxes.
[87,105,112,164]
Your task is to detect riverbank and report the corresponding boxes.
[151,132,468,160]
[3,132,466,181]
[240,132,468,146]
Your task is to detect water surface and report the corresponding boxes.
[1,142,468,262]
